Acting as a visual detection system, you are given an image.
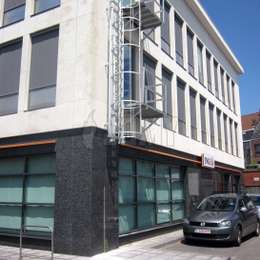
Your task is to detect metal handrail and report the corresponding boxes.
[19,225,54,260]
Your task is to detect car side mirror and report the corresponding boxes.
[240,206,247,213]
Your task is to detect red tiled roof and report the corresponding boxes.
[242,112,260,130]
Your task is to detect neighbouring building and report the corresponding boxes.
[0,0,244,257]
[242,111,260,193]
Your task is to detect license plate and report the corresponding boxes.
[194,228,211,234]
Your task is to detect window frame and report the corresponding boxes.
[34,0,60,15]
[2,0,25,26]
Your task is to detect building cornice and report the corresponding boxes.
[185,0,244,75]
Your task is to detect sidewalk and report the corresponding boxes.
[0,230,233,260]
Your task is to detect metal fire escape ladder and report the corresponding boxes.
[107,0,165,144]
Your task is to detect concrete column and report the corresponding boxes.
[182,23,188,71]
[172,9,176,61]
[25,0,34,18]
[18,34,31,113]
[169,6,175,57]
[0,0,4,27]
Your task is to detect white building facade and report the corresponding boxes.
[0,0,244,257]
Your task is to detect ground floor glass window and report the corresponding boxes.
[119,158,185,234]
[0,154,55,237]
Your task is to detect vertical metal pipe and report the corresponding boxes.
[19,228,22,259]
[51,228,54,260]
[103,186,106,252]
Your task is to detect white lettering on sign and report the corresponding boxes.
[202,154,215,169]
[253,177,260,182]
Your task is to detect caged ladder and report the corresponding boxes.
[107,0,164,144]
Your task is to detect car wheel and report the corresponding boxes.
[255,221,260,237]
[184,236,191,244]
[234,227,242,246]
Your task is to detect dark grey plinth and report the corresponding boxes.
[54,127,119,256]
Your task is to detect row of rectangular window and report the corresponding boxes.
[2,0,60,27]
[176,78,239,156]
[118,158,185,234]
[143,53,239,157]
[158,3,237,115]
[0,26,59,116]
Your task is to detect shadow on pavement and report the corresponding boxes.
[181,233,256,248]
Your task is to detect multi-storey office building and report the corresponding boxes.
[0,0,244,257]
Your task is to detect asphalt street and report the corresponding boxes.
[159,233,260,260]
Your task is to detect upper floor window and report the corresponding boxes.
[187,29,194,76]
[229,119,234,155]
[29,27,59,110]
[220,67,225,104]
[209,103,215,147]
[143,55,156,107]
[223,114,228,152]
[232,81,236,113]
[0,40,22,115]
[235,123,239,156]
[175,14,183,66]
[189,88,197,140]
[177,79,186,136]
[206,51,212,92]
[226,75,231,109]
[3,0,25,26]
[162,68,172,130]
[34,0,60,14]
[217,109,222,150]
[161,2,170,54]
[214,60,219,99]
[200,96,207,144]
[197,41,204,85]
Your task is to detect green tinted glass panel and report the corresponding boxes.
[0,176,23,203]
[0,206,21,230]
[119,205,135,234]
[172,181,184,201]
[172,202,184,221]
[171,167,181,180]
[119,158,134,175]
[156,164,169,178]
[157,204,171,224]
[138,204,155,228]
[137,160,153,177]
[25,175,55,204]
[0,157,25,174]
[138,178,154,202]
[119,176,135,204]
[24,206,54,231]
[28,154,56,174]
[156,179,170,202]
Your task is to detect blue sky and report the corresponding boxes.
[200,0,260,115]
